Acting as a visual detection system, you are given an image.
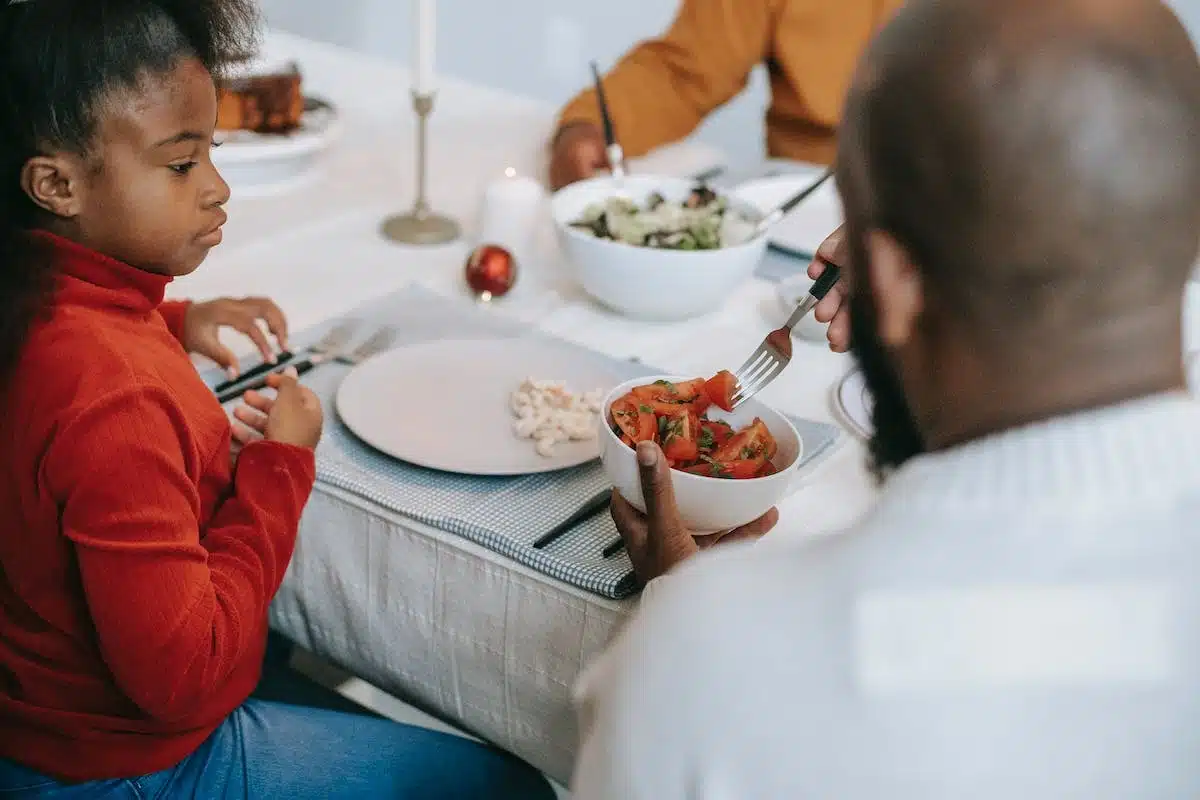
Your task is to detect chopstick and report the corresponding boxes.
[531,489,612,550]
[601,537,624,559]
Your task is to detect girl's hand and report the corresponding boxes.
[183,297,290,378]
[231,387,275,447]
[230,369,324,451]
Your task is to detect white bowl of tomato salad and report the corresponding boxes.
[600,372,803,533]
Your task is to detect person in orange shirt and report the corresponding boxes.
[0,0,553,797]
[549,0,903,188]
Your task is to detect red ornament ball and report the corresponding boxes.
[465,244,517,301]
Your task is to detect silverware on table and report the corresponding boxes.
[730,262,842,409]
[217,326,396,404]
[213,320,359,396]
[590,61,626,180]
[754,168,833,236]
[531,488,612,550]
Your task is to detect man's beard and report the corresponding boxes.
[848,280,925,482]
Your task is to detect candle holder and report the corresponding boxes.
[381,91,461,246]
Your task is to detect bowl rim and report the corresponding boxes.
[551,174,768,255]
[600,374,803,483]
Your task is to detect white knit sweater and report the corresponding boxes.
[572,393,1200,799]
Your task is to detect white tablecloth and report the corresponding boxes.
[176,30,1200,784]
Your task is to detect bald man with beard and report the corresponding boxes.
[570,0,1200,797]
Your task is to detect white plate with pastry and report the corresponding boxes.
[212,58,341,193]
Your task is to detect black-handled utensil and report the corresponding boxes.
[729,259,842,408]
[216,358,318,404]
[213,321,359,400]
[216,328,396,406]
[531,489,612,550]
[212,350,295,394]
[590,61,626,179]
[808,261,841,301]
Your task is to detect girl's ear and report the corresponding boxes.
[20,155,84,219]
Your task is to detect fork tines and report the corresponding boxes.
[355,327,395,355]
[731,332,790,409]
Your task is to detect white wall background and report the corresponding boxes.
[259,0,1200,167]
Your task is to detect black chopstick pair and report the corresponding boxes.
[530,489,612,550]
[527,489,629,559]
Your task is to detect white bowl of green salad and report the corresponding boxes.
[551,175,768,321]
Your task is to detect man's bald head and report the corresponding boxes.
[837,0,1200,476]
[839,0,1200,342]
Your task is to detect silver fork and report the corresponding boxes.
[216,327,395,403]
[730,263,843,408]
[290,327,396,376]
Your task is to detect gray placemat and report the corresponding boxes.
[217,285,842,599]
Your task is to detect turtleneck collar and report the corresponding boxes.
[32,230,172,315]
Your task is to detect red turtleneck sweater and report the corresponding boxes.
[0,233,316,781]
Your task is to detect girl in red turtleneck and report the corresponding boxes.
[0,1,552,798]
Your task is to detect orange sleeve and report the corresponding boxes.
[557,0,780,157]
[44,384,315,723]
[157,300,191,345]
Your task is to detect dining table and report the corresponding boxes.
[172,30,1200,786]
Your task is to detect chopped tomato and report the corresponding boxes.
[632,378,705,404]
[680,457,762,479]
[712,417,777,463]
[610,396,656,443]
[659,409,700,463]
[704,370,738,412]
[632,379,711,419]
[721,458,766,479]
[698,419,734,452]
[617,378,783,481]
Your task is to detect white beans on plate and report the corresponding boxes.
[510,379,606,457]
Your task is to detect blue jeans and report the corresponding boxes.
[0,700,555,798]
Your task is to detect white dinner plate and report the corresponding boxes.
[833,368,873,440]
[335,339,627,475]
[213,97,341,194]
[732,171,844,257]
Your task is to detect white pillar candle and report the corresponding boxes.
[414,0,435,95]
[477,167,548,267]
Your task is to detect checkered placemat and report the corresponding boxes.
[220,285,842,599]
